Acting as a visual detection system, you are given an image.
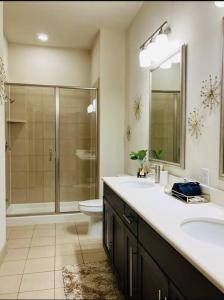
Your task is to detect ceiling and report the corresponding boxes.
[3,1,143,49]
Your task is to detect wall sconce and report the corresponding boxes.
[139,21,179,69]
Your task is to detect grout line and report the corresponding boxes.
[75,224,85,264]
[17,226,35,295]
[17,288,55,296]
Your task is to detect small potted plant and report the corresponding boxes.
[129,149,147,178]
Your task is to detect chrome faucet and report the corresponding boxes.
[154,164,161,183]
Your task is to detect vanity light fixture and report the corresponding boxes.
[160,60,172,69]
[215,1,224,7]
[37,33,48,42]
[139,21,171,68]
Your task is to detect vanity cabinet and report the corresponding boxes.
[124,226,138,299]
[138,243,168,300]
[103,199,113,258]
[168,282,186,300]
[112,207,125,289]
[103,183,224,300]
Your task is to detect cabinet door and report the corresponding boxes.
[138,244,168,300]
[169,282,186,300]
[124,227,138,300]
[103,198,113,259]
[112,209,125,288]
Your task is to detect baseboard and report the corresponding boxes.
[0,243,7,266]
[7,212,90,227]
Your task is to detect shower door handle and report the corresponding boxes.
[49,148,53,161]
[5,141,11,151]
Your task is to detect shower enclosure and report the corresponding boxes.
[5,83,98,216]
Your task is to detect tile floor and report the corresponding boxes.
[0,222,106,299]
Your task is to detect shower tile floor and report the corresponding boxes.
[0,221,106,299]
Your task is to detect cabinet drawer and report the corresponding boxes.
[122,204,138,237]
[138,218,223,300]
[104,184,124,217]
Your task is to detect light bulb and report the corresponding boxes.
[171,52,181,63]
[146,42,158,65]
[151,42,166,62]
[37,33,48,42]
[160,61,172,69]
[155,33,168,46]
[139,48,151,68]
[215,1,224,7]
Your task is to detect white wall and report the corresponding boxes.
[8,43,91,86]
[125,1,224,190]
[91,33,100,86]
[99,29,126,194]
[0,2,6,253]
[90,30,126,195]
[3,36,8,78]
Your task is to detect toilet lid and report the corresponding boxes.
[79,199,102,207]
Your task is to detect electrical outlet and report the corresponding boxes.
[201,168,210,185]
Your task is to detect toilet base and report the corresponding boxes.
[88,216,102,238]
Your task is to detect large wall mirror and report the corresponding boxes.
[220,18,224,177]
[149,44,187,168]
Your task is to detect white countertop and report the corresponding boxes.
[102,176,224,293]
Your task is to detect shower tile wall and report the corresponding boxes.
[59,89,96,206]
[8,86,55,205]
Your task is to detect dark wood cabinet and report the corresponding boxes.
[103,197,125,289]
[124,227,138,299]
[138,244,168,300]
[103,183,224,300]
[169,282,186,300]
[103,198,113,258]
[112,208,125,289]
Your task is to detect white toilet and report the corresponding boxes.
[79,199,103,238]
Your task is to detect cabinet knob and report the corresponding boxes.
[49,148,53,161]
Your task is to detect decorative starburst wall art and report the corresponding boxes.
[188,107,204,139]
[0,57,7,104]
[200,75,220,110]
[126,125,131,141]
[133,96,142,120]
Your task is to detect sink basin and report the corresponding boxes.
[119,180,154,189]
[181,218,224,247]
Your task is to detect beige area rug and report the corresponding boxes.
[62,260,124,300]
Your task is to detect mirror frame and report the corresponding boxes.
[149,44,187,168]
[219,18,224,178]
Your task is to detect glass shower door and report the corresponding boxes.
[59,88,97,213]
[6,85,56,215]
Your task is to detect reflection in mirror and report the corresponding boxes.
[149,45,186,167]
[220,18,224,177]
